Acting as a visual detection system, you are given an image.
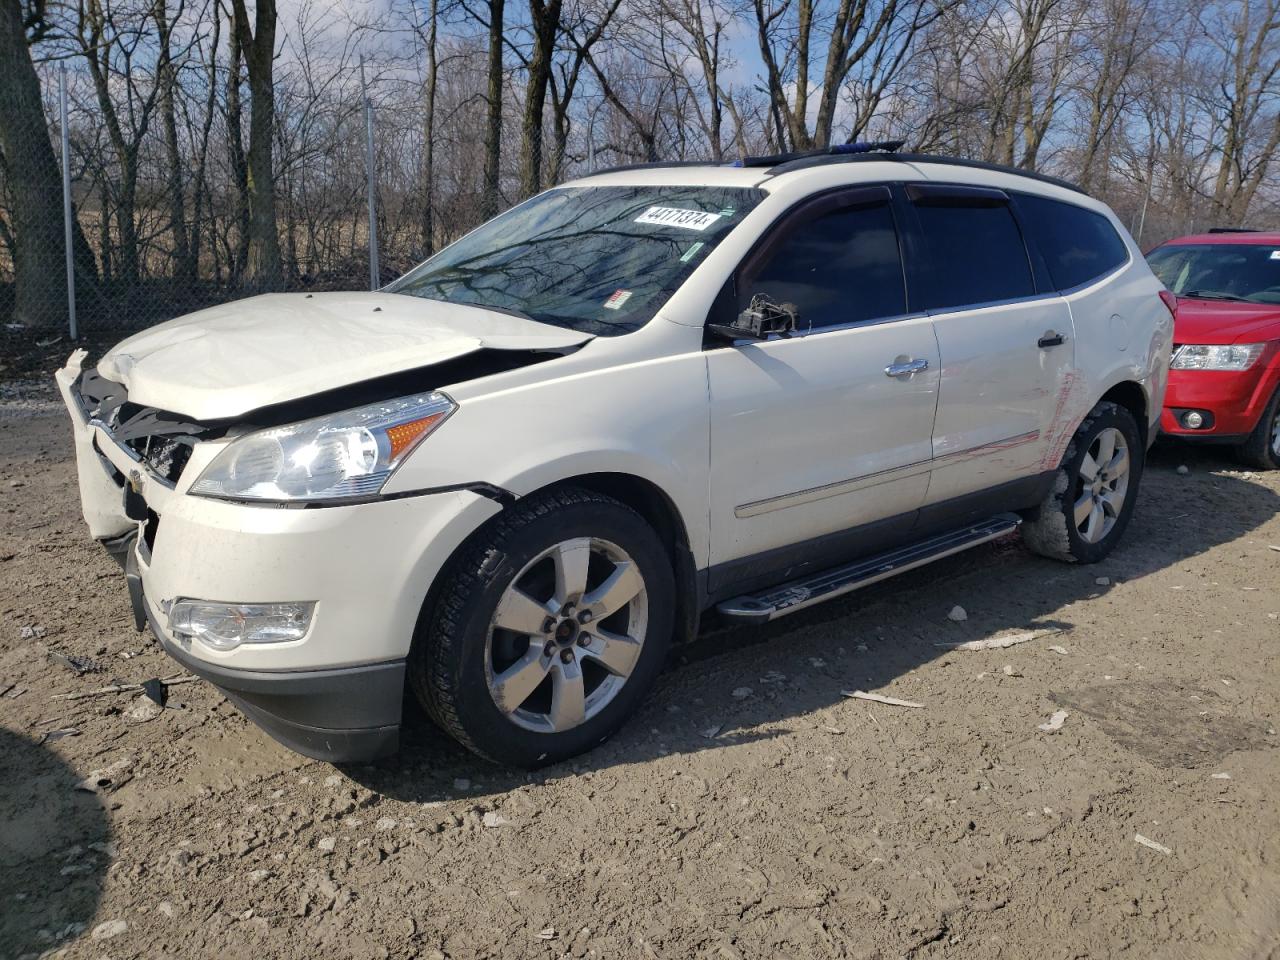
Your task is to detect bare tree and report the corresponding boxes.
[229,0,282,289]
[0,0,94,326]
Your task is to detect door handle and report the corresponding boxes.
[1038,332,1066,348]
[885,358,930,377]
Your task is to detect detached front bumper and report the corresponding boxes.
[56,352,503,761]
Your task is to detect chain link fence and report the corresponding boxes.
[1,62,407,345]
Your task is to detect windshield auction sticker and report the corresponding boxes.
[634,206,723,231]
[603,289,633,310]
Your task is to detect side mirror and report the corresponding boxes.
[708,294,800,342]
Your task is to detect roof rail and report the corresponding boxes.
[1207,227,1260,233]
[766,150,1087,195]
[590,159,731,176]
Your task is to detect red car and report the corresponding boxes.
[1146,231,1280,469]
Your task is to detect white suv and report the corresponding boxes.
[58,148,1173,767]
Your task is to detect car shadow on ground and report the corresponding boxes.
[347,451,1280,803]
[0,726,112,955]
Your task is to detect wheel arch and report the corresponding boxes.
[411,472,703,668]
[1099,379,1150,448]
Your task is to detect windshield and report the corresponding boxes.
[386,185,766,336]
[1146,242,1280,304]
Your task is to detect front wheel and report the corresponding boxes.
[409,488,674,767]
[1235,384,1280,470]
[1022,400,1144,563]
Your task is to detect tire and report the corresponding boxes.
[1235,384,1280,470]
[408,487,675,767]
[1021,400,1144,564]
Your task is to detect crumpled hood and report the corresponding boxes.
[1172,298,1280,345]
[97,292,591,421]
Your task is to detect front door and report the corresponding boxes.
[706,186,941,596]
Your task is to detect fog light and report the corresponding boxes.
[1183,411,1205,429]
[169,600,314,651]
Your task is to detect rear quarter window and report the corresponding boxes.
[1017,194,1129,291]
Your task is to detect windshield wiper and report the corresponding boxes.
[1182,290,1252,302]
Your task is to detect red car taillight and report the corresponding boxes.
[1158,290,1178,318]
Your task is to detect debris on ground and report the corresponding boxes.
[482,811,510,828]
[1048,645,1069,655]
[700,724,723,738]
[1003,664,1021,677]
[20,625,47,640]
[1176,465,1189,475]
[947,605,968,622]
[538,928,557,941]
[126,694,163,723]
[74,757,134,794]
[50,675,198,701]
[1211,772,1232,780]
[91,919,128,940]
[452,778,471,791]
[759,671,787,684]
[1134,834,1173,856]
[141,677,168,707]
[48,651,101,675]
[936,628,1059,651]
[39,727,79,744]
[1096,577,1111,586]
[1037,709,1068,733]
[731,686,753,699]
[842,690,924,709]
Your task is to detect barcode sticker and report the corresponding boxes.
[634,206,722,231]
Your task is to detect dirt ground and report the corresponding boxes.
[2,375,1278,960]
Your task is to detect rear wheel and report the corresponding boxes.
[1022,400,1144,563]
[1235,385,1280,470]
[409,487,674,767]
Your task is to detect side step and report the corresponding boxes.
[716,514,1021,624]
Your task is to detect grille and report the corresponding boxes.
[75,370,221,486]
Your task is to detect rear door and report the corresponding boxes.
[902,183,1077,512]
[705,185,940,595]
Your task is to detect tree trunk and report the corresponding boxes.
[0,0,94,327]
[231,0,282,290]
[481,0,505,219]
[519,0,561,198]
[420,0,439,256]
[154,0,192,283]
[226,9,250,282]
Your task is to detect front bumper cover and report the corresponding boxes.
[143,599,405,762]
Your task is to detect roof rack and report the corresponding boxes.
[734,140,906,168]
[591,144,1087,197]
[1207,227,1260,233]
[767,150,1087,195]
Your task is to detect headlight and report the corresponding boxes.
[1170,343,1265,371]
[189,392,455,502]
[170,600,314,650]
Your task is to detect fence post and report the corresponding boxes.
[360,57,380,292]
[59,63,77,340]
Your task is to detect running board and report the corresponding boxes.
[716,514,1021,624]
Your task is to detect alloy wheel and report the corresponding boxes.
[1271,407,1280,458]
[485,537,648,733]
[1073,427,1130,544]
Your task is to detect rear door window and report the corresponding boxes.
[908,188,1035,311]
[1017,194,1129,290]
[742,195,906,329]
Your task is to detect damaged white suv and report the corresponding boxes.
[58,147,1172,766]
